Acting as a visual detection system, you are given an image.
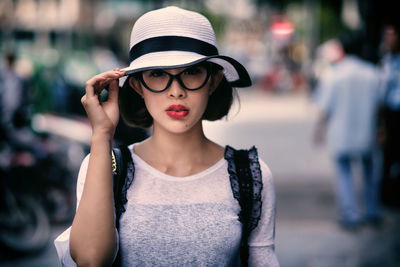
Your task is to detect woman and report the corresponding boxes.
[55,6,279,267]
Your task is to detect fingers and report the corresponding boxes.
[107,79,119,103]
[85,69,125,97]
[81,95,87,107]
[107,69,124,103]
[82,69,125,113]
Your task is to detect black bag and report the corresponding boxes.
[111,145,263,267]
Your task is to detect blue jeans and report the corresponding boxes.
[334,153,381,224]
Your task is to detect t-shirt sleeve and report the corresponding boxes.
[53,155,120,266]
[248,159,280,267]
[53,154,89,266]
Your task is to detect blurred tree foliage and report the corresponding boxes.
[318,0,348,42]
[199,9,227,42]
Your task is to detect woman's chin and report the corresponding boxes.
[153,119,202,135]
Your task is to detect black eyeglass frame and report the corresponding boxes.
[137,63,213,93]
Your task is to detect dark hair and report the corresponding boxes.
[119,63,234,128]
[339,31,364,57]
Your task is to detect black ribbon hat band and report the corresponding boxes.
[129,36,219,63]
[126,34,251,87]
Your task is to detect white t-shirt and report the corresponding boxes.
[54,144,279,267]
[317,56,380,156]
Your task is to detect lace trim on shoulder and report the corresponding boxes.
[115,147,135,224]
[224,145,263,233]
[225,145,240,199]
[119,160,135,214]
[247,146,263,232]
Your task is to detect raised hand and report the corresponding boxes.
[81,69,125,140]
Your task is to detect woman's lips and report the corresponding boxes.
[166,104,189,119]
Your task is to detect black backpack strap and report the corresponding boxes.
[224,145,263,267]
[111,146,135,267]
[112,146,135,229]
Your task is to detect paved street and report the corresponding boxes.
[1,91,399,267]
[204,91,400,267]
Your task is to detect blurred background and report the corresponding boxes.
[1,0,400,266]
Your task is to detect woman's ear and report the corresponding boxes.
[209,70,224,95]
[128,76,144,97]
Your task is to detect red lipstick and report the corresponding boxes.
[166,104,189,119]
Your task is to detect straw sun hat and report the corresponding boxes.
[122,6,251,88]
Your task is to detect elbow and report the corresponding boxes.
[69,225,118,267]
[71,247,115,267]
[70,234,117,267]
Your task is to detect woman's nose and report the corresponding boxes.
[168,78,186,99]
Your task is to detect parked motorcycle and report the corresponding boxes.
[0,113,90,259]
[0,146,51,258]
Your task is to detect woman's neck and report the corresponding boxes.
[151,121,209,160]
[134,121,224,176]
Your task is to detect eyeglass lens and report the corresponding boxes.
[141,65,209,92]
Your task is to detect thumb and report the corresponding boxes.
[108,79,119,103]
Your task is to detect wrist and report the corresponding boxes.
[91,132,113,144]
[91,126,115,140]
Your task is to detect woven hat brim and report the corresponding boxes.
[121,51,251,88]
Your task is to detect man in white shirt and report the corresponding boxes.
[314,34,381,230]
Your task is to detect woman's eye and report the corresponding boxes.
[184,67,203,75]
[150,70,165,77]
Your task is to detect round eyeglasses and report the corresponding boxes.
[138,64,211,93]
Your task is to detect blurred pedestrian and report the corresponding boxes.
[378,24,400,207]
[0,52,24,141]
[0,52,39,154]
[313,34,382,230]
[55,6,279,267]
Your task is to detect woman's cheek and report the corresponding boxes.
[143,97,160,118]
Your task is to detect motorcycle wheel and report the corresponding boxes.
[0,194,50,253]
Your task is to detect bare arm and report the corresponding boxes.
[70,69,125,266]
[313,112,329,147]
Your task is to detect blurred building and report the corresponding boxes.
[0,0,154,114]
[3,0,398,97]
